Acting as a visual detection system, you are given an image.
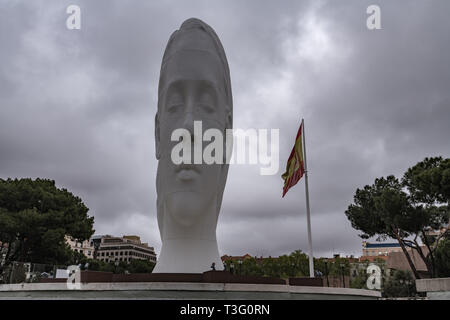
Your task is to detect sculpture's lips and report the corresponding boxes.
[175,164,200,181]
[175,164,201,173]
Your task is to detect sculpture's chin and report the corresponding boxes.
[165,191,214,227]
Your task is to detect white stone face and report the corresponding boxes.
[153,19,232,273]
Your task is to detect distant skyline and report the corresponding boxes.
[1,0,449,259]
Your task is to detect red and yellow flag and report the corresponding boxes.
[281,122,305,197]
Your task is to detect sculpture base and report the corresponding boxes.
[39,270,320,286]
[0,271,381,299]
[0,282,380,300]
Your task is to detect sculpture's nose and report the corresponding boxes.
[184,93,199,138]
[182,111,196,145]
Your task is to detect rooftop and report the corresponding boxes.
[364,242,400,248]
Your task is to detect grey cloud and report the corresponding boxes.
[1,0,449,258]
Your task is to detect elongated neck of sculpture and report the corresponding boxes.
[153,238,223,273]
[153,197,223,273]
[162,192,218,237]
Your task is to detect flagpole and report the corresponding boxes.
[302,118,315,278]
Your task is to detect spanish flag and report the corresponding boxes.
[281,121,305,197]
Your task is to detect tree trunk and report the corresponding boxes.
[419,232,436,277]
[9,239,21,263]
[412,242,433,278]
[3,238,12,266]
[394,233,421,279]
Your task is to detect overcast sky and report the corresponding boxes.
[1,0,449,259]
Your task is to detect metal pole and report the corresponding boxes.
[302,119,315,278]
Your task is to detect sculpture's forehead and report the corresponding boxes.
[165,28,217,58]
[159,49,225,96]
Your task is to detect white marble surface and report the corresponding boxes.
[153,18,233,273]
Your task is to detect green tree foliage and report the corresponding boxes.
[239,258,264,277]
[322,257,351,277]
[289,250,310,277]
[84,259,114,273]
[7,263,27,284]
[0,178,95,265]
[402,157,450,277]
[345,175,421,277]
[69,250,90,266]
[126,259,155,273]
[434,238,450,277]
[350,268,369,289]
[345,157,449,278]
[236,251,311,278]
[402,157,450,204]
[383,270,416,298]
[81,258,155,274]
[225,250,348,280]
[261,257,281,278]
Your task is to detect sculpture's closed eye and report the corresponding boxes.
[166,90,184,113]
[167,104,184,113]
[198,103,214,113]
[198,91,215,114]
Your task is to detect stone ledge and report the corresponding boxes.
[416,278,450,292]
[0,281,381,298]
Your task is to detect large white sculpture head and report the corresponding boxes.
[153,18,232,273]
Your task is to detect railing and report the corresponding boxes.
[0,261,68,284]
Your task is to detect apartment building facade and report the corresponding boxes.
[66,234,157,264]
[65,236,94,259]
[362,241,403,257]
[95,235,157,264]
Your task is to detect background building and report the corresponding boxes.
[221,254,254,263]
[65,234,157,264]
[65,236,94,259]
[95,235,157,264]
[362,241,402,257]
[386,247,429,278]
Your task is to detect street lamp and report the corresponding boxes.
[92,238,101,260]
[405,279,412,297]
[340,263,345,288]
[324,259,329,287]
[1,253,5,267]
